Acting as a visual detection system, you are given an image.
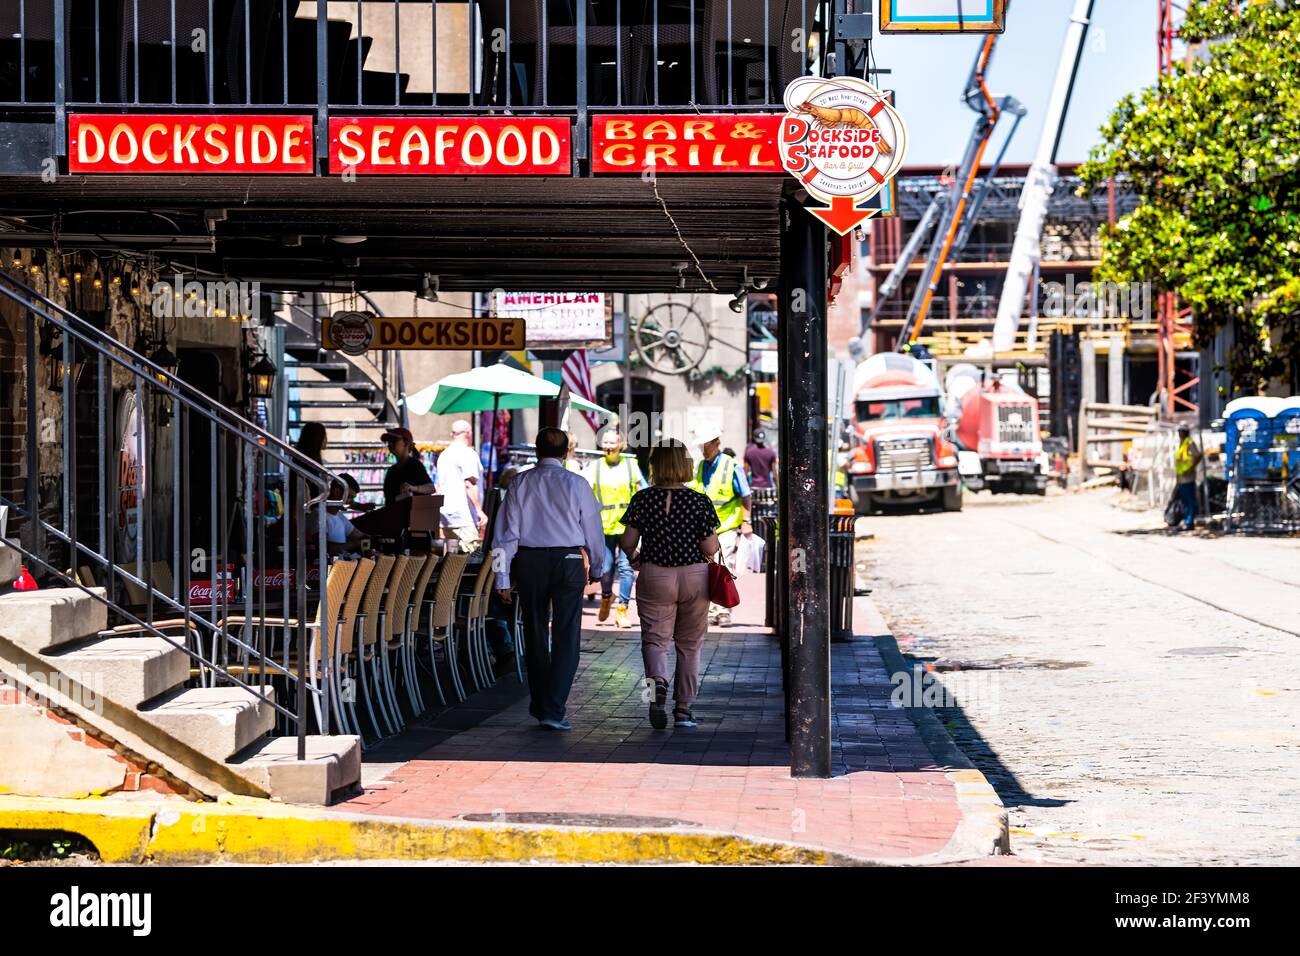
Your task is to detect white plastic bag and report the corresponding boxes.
[734,531,765,574]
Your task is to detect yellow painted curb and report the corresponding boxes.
[1,796,843,866]
[0,797,154,863]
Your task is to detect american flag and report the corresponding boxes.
[560,348,603,433]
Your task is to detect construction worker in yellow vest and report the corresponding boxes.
[1173,423,1202,531]
[584,430,647,628]
[690,426,753,626]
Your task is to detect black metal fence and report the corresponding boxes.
[3,1,833,129]
[0,267,334,759]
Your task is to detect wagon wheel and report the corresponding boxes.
[633,301,712,375]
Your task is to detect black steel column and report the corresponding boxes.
[778,194,832,779]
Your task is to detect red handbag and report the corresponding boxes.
[707,554,741,608]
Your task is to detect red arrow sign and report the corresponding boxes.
[806,196,878,235]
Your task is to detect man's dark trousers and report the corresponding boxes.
[512,546,586,721]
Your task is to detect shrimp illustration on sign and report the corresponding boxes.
[791,102,894,154]
[779,76,908,234]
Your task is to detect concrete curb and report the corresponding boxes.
[869,627,1011,862]
[0,794,917,866]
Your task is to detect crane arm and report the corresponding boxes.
[898,33,1003,347]
[991,0,1095,353]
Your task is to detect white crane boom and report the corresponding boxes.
[992,0,1095,353]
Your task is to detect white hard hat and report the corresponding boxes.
[691,425,722,446]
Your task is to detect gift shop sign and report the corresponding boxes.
[591,115,781,174]
[779,77,908,234]
[329,117,570,174]
[69,114,313,173]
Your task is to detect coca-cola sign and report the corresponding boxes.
[188,563,237,606]
[254,568,294,590]
[188,578,237,606]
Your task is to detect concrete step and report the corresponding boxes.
[139,686,276,762]
[44,635,191,708]
[0,588,107,653]
[227,734,362,805]
[0,538,20,586]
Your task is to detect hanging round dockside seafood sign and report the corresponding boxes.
[327,310,375,356]
[779,76,909,235]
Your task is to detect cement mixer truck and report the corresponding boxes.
[844,353,963,514]
[945,364,1047,495]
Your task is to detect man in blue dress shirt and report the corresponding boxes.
[493,426,607,731]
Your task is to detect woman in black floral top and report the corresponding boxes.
[619,440,721,729]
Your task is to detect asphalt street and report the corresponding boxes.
[860,488,1300,865]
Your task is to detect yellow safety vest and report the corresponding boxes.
[1175,437,1199,477]
[589,456,642,536]
[691,453,744,533]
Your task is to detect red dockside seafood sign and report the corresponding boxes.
[778,76,908,234]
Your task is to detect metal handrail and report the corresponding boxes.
[0,268,335,760]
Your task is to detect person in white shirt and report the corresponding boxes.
[436,419,487,552]
[323,475,367,555]
[493,426,607,731]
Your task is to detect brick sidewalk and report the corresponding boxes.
[333,576,964,862]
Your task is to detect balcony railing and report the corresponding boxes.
[3,1,836,147]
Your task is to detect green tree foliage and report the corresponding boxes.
[1080,0,1300,390]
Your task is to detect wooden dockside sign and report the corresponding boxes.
[323,312,526,354]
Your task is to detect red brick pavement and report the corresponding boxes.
[334,574,964,862]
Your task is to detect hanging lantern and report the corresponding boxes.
[148,341,178,385]
[248,353,277,400]
[39,324,83,392]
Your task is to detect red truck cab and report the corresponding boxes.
[845,354,962,514]
[946,366,1047,495]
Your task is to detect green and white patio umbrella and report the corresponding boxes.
[402,361,612,417]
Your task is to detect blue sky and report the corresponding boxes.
[872,1,1157,166]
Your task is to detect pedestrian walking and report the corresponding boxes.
[584,429,647,628]
[743,428,778,490]
[620,440,721,730]
[689,427,752,626]
[1174,423,1202,531]
[437,419,488,552]
[493,427,607,731]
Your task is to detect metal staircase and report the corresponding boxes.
[280,293,408,505]
[0,271,360,804]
